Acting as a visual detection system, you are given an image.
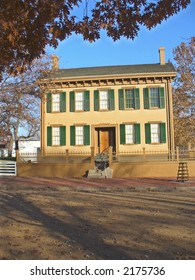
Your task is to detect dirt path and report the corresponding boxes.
[0,176,195,260]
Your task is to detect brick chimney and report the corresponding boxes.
[159,47,165,65]
[52,55,59,70]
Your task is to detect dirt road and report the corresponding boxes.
[0,177,195,260]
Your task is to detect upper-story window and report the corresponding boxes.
[46,92,66,113]
[94,89,115,111]
[125,89,135,109]
[70,91,90,112]
[75,92,84,111]
[99,91,108,110]
[118,88,140,110]
[52,94,60,111]
[144,87,165,109]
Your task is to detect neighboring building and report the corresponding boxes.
[38,48,176,157]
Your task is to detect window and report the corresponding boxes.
[145,123,166,144]
[76,126,84,145]
[70,125,90,146]
[144,87,165,109]
[75,92,84,111]
[52,127,60,145]
[118,88,140,110]
[52,94,60,111]
[94,90,115,111]
[47,92,66,113]
[150,124,160,143]
[100,91,108,110]
[47,126,66,146]
[120,124,140,144]
[125,124,134,144]
[125,89,135,108]
[150,88,160,108]
[70,91,90,112]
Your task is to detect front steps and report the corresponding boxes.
[87,167,113,178]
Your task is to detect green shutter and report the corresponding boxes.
[84,125,90,145]
[160,123,166,143]
[94,90,99,111]
[159,87,165,109]
[60,92,66,112]
[60,126,66,146]
[134,88,140,109]
[145,123,151,144]
[118,89,124,110]
[70,91,75,112]
[47,126,52,146]
[84,91,90,111]
[70,126,75,146]
[46,92,52,113]
[144,88,150,109]
[120,124,125,144]
[109,89,115,110]
[135,124,141,144]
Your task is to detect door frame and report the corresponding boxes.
[92,124,118,154]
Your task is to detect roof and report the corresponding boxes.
[41,63,176,80]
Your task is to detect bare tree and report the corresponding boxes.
[0,55,51,153]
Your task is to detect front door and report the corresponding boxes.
[95,127,116,154]
[100,130,109,153]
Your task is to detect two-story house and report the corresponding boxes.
[38,48,176,160]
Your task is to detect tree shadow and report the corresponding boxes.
[0,190,135,259]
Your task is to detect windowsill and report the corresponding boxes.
[123,143,138,145]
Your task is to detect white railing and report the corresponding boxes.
[0,161,16,176]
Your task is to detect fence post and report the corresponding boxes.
[16,150,20,163]
[109,146,113,167]
[142,147,146,161]
[66,149,69,163]
[90,147,95,167]
[176,146,179,162]
[37,148,41,162]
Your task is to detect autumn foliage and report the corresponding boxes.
[0,0,190,80]
[173,37,195,147]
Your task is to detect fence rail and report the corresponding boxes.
[16,147,195,164]
[0,161,16,176]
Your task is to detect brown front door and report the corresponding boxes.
[100,130,109,153]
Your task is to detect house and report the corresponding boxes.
[38,48,176,160]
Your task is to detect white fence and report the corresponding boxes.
[0,161,17,176]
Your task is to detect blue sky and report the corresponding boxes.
[47,1,195,69]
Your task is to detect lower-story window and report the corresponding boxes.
[47,126,66,146]
[125,124,135,144]
[52,127,60,145]
[76,126,84,145]
[150,123,160,143]
[120,123,140,144]
[145,123,166,144]
[70,125,90,146]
